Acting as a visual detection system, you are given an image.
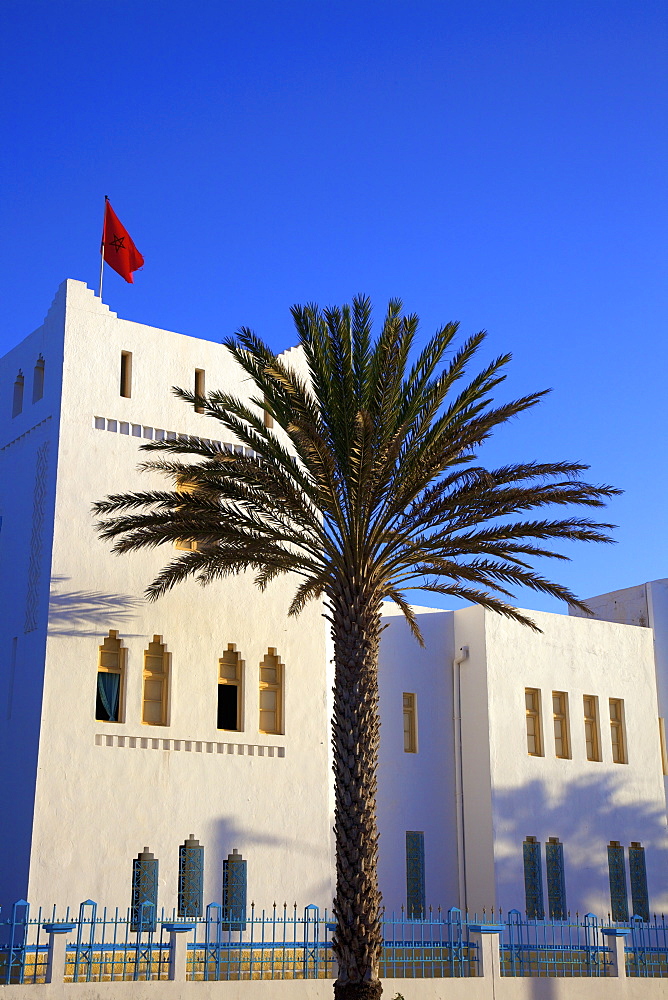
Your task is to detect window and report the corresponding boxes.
[194,369,205,413]
[32,357,44,402]
[583,695,601,761]
[629,843,650,921]
[403,693,417,753]
[545,837,566,920]
[95,630,125,722]
[218,646,243,731]
[525,688,543,756]
[142,636,169,726]
[175,478,198,551]
[609,698,627,763]
[259,649,283,734]
[608,841,629,921]
[263,396,274,429]
[120,351,132,397]
[659,718,668,776]
[552,691,570,758]
[12,371,24,417]
[523,837,545,919]
[406,831,426,918]
[178,835,204,918]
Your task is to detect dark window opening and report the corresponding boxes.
[194,369,205,413]
[32,358,45,403]
[12,372,24,417]
[120,351,132,398]
[218,683,239,730]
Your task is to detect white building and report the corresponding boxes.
[1,279,666,923]
[377,602,668,920]
[0,279,333,915]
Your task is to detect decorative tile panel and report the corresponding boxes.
[546,841,567,920]
[629,845,649,921]
[406,831,426,919]
[523,840,545,919]
[178,835,204,918]
[608,844,629,921]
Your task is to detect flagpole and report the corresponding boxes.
[98,195,108,300]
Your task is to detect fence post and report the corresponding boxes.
[601,927,630,978]
[162,922,196,981]
[468,923,503,980]
[42,922,76,984]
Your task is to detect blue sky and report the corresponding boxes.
[1,1,666,612]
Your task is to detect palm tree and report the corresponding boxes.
[94,297,618,1000]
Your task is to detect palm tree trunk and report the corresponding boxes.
[331,583,383,1000]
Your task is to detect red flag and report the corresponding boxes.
[101,198,144,283]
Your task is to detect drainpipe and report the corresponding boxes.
[453,645,469,912]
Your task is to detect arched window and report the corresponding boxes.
[96,630,125,722]
[218,646,243,731]
[142,636,170,726]
[32,357,45,403]
[259,649,283,735]
[12,371,24,417]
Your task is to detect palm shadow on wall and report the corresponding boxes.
[200,815,333,911]
[492,771,668,918]
[47,574,144,637]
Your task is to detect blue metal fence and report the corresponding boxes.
[188,902,333,980]
[379,907,478,978]
[500,910,609,976]
[0,900,666,984]
[627,915,668,977]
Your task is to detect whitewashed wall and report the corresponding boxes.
[0,285,67,906]
[377,605,459,913]
[570,577,668,801]
[1,280,334,913]
[470,607,668,917]
[378,602,668,919]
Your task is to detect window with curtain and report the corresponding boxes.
[96,630,125,722]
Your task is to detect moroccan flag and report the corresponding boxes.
[101,198,144,283]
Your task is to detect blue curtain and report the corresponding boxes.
[97,671,120,721]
